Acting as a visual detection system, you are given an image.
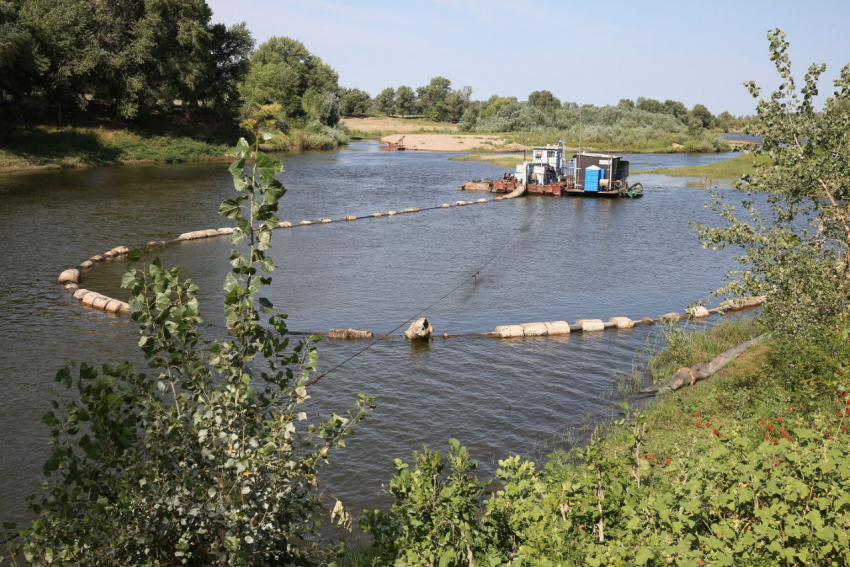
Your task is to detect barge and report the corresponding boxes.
[460,141,643,198]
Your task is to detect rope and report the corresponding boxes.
[308,222,527,386]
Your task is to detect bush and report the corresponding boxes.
[362,399,850,566]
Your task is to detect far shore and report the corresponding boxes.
[378,133,529,152]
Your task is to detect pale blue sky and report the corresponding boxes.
[207,0,850,115]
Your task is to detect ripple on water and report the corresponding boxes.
[0,143,755,521]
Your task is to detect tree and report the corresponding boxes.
[528,89,560,111]
[394,85,416,116]
[4,129,372,565]
[617,98,635,108]
[199,22,254,120]
[240,36,339,120]
[482,96,517,119]
[416,76,451,120]
[302,88,340,126]
[457,107,478,132]
[339,87,372,116]
[0,0,35,123]
[636,96,664,114]
[696,29,850,388]
[19,0,107,122]
[662,99,688,121]
[373,87,395,116]
[438,86,472,123]
[690,103,714,128]
[17,0,249,122]
[716,110,734,132]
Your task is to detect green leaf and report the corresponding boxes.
[259,297,274,313]
[255,152,283,184]
[219,199,242,220]
[634,547,653,565]
[55,367,72,388]
[106,393,121,409]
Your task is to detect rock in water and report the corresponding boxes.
[405,318,434,341]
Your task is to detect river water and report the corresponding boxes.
[0,143,750,522]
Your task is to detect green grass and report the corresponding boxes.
[0,116,352,171]
[502,129,731,154]
[0,120,233,170]
[602,337,781,466]
[605,318,782,464]
[633,152,771,179]
[612,318,762,396]
[447,154,524,168]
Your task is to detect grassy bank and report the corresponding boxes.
[447,153,524,169]
[0,121,233,170]
[0,118,351,171]
[343,116,733,154]
[633,152,770,180]
[503,129,731,154]
[344,317,850,565]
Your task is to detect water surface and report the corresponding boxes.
[0,144,750,521]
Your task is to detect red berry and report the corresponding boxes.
[694,411,701,417]
[696,421,702,428]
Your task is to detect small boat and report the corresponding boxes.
[380,135,408,151]
[624,182,644,198]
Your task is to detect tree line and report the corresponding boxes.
[0,0,344,134]
[1,0,746,140]
[0,0,253,124]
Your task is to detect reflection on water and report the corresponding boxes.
[0,144,751,521]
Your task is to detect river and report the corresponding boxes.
[0,143,751,522]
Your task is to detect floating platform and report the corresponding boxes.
[460,143,643,198]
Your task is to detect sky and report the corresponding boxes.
[206,0,850,116]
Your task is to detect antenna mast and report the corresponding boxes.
[578,102,583,155]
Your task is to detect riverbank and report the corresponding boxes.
[381,133,527,152]
[0,121,233,171]
[343,317,850,564]
[343,116,458,138]
[0,118,350,171]
[448,153,524,168]
[345,116,732,155]
[633,152,770,180]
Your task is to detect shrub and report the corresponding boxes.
[362,400,850,566]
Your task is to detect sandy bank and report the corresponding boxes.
[343,116,457,133]
[378,133,528,152]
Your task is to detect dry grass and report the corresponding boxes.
[448,153,525,168]
[343,116,458,134]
